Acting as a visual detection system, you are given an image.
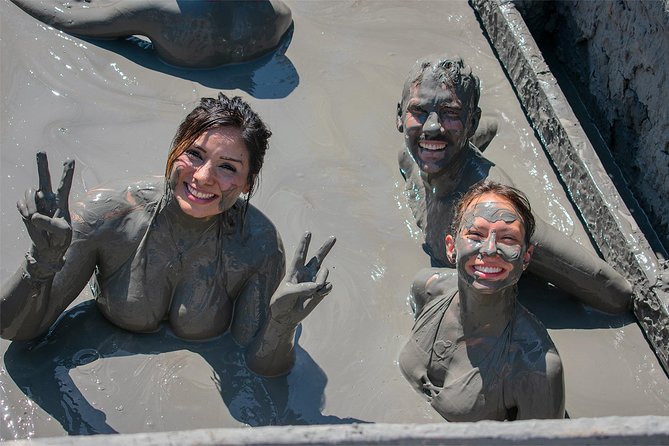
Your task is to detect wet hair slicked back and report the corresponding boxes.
[165,92,272,202]
[453,181,536,244]
[400,54,480,114]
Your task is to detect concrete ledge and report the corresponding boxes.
[470,0,669,373]
[6,416,669,445]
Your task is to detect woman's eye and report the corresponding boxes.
[185,148,202,160]
[501,234,521,243]
[219,163,237,173]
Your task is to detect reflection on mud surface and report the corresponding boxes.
[3,301,360,436]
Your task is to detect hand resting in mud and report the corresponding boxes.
[0,94,336,378]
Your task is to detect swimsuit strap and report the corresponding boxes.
[414,290,457,372]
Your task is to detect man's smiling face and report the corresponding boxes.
[399,73,479,175]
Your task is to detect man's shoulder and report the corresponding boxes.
[467,145,513,186]
[485,164,514,186]
[398,147,420,181]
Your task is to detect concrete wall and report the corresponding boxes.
[515,0,669,251]
[7,417,669,446]
[471,0,669,374]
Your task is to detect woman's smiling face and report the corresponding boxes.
[170,126,251,219]
[446,193,533,294]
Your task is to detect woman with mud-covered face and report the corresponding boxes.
[399,181,565,421]
[0,93,335,377]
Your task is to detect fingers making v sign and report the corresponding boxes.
[17,152,75,278]
[270,232,336,326]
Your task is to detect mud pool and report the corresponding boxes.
[1,0,668,439]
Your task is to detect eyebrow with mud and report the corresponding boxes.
[218,156,244,165]
[461,202,520,228]
[192,144,245,165]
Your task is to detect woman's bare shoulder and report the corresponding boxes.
[71,177,162,232]
[237,202,284,258]
[243,201,280,235]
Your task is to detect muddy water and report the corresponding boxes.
[0,0,667,439]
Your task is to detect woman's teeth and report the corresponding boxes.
[186,184,215,199]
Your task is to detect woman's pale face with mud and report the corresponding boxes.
[446,193,532,294]
[170,126,251,219]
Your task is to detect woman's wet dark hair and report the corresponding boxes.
[165,92,271,216]
[453,181,535,244]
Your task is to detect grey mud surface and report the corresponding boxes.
[1,0,667,440]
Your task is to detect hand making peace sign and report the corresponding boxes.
[17,152,75,278]
[269,232,336,327]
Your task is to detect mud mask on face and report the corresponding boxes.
[455,201,527,291]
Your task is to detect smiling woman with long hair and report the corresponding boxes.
[1,92,335,377]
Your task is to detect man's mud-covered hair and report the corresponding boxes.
[399,54,480,115]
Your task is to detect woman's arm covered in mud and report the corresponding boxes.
[245,232,336,377]
[0,153,98,341]
[230,234,286,348]
[528,218,632,314]
[410,268,458,318]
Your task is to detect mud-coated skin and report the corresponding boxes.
[1,152,336,377]
[399,270,565,421]
[1,177,285,345]
[9,0,293,68]
[454,202,525,293]
[401,200,564,421]
[397,54,632,314]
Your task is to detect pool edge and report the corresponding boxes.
[470,0,669,375]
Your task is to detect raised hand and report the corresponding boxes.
[269,232,336,327]
[17,152,75,278]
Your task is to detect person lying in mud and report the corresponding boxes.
[399,181,565,421]
[0,93,335,377]
[9,0,293,68]
[397,54,631,314]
